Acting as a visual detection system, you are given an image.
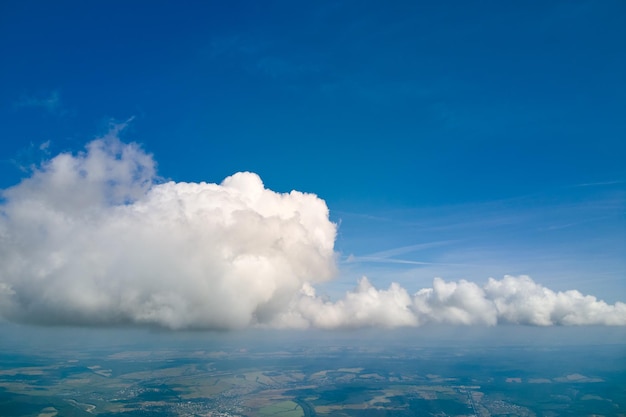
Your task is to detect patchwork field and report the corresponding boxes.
[0,339,624,416]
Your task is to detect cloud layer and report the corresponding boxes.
[271,275,625,329]
[0,135,624,329]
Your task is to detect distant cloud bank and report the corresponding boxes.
[0,133,624,329]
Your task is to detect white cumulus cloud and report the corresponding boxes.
[0,133,336,329]
[484,275,626,326]
[0,133,624,330]
[274,275,626,329]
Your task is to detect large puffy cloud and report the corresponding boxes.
[0,136,624,329]
[0,135,336,329]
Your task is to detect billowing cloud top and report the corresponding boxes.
[0,136,624,329]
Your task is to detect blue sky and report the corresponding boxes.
[0,0,624,319]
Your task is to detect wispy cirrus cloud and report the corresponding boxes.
[333,183,625,303]
[15,90,64,114]
[207,34,323,82]
[571,180,625,188]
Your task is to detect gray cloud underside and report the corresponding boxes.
[0,136,624,329]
